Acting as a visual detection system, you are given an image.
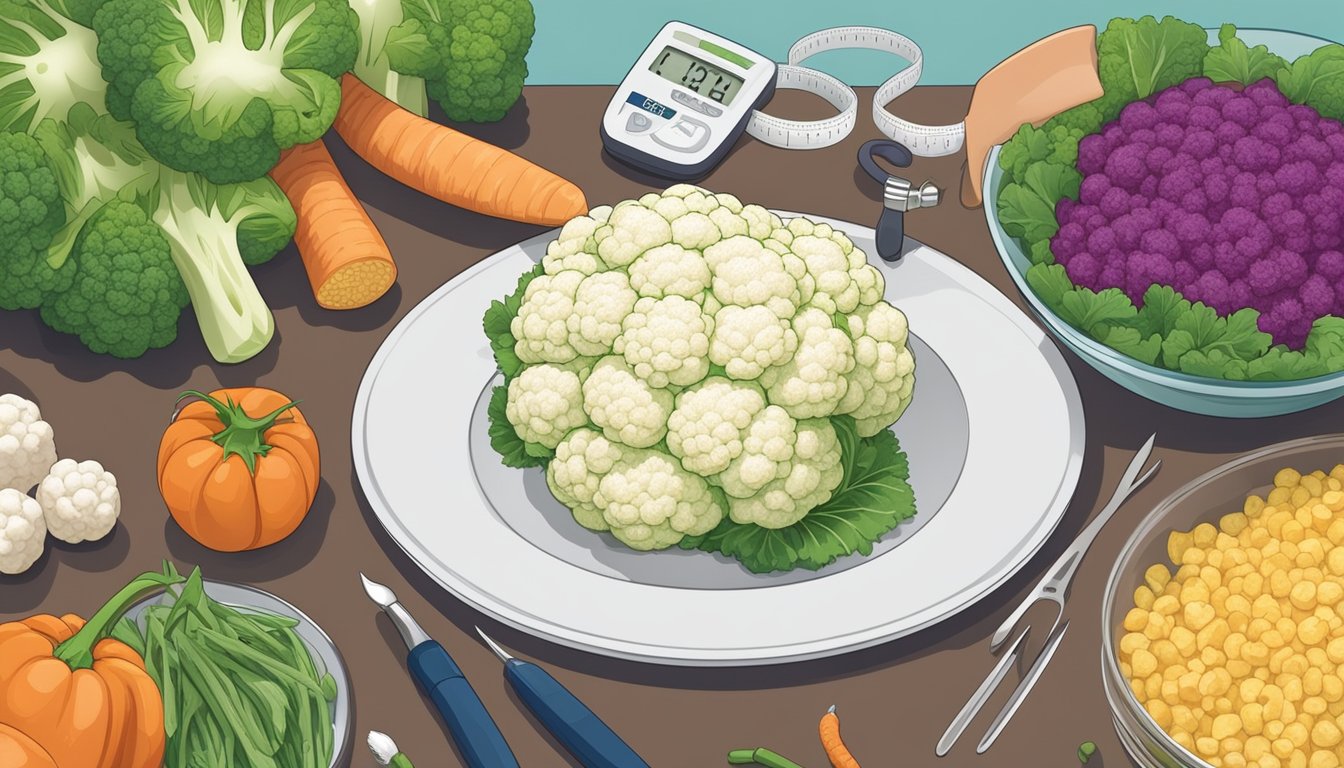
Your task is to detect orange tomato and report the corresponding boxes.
[157,387,320,552]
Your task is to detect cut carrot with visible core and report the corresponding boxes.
[334,73,588,226]
[820,706,861,768]
[270,139,397,310]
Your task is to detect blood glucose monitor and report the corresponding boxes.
[600,22,778,180]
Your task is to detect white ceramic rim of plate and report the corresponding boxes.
[352,211,1086,666]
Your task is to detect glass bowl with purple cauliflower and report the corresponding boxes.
[985,17,1344,417]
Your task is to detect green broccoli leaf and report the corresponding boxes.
[1098,326,1162,366]
[1134,285,1192,338]
[1028,239,1055,266]
[681,416,915,574]
[1059,288,1137,337]
[1275,44,1344,120]
[998,124,1053,184]
[1217,309,1274,360]
[486,385,551,469]
[1025,263,1074,311]
[997,161,1081,245]
[1179,349,1249,380]
[482,263,543,380]
[1043,103,1106,142]
[1097,16,1210,102]
[1247,346,1331,381]
[1204,24,1289,85]
[1161,329,1198,370]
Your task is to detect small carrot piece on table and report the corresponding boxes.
[269,139,397,310]
[820,706,861,768]
[333,73,588,226]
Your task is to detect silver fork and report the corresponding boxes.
[936,433,1162,756]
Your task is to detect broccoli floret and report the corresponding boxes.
[1096,16,1209,111]
[40,199,189,357]
[0,130,68,310]
[92,0,360,183]
[0,0,105,132]
[349,0,534,121]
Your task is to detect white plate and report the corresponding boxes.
[352,213,1086,666]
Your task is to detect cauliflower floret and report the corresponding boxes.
[714,192,744,213]
[716,405,797,498]
[0,488,45,574]
[547,428,623,531]
[0,394,58,493]
[705,236,801,318]
[728,418,844,529]
[708,206,749,239]
[593,449,724,550]
[740,204,780,240]
[628,244,711,300]
[511,270,583,364]
[760,309,855,418]
[37,459,120,544]
[709,305,797,380]
[582,357,673,448]
[654,184,721,213]
[569,272,638,356]
[595,203,672,267]
[589,205,613,224]
[613,296,713,388]
[838,303,917,436]
[666,377,768,477]
[670,213,722,250]
[507,362,591,449]
[542,214,606,275]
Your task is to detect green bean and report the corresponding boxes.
[1078,741,1098,763]
[727,747,807,768]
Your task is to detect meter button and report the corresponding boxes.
[702,102,723,117]
[625,112,653,133]
[672,89,721,118]
[652,116,711,153]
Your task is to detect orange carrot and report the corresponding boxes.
[270,139,397,310]
[333,74,588,226]
[820,706,861,768]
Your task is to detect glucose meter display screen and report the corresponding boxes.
[650,46,744,105]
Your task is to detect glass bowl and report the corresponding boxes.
[1101,435,1344,768]
[982,28,1344,418]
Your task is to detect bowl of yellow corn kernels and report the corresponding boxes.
[1103,435,1344,768]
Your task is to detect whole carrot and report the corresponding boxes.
[820,706,860,768]
[333,74,588,226]
[269,139,397,310]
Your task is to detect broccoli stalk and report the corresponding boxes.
[0,0,106,132]
[346,0,535,121]
[151,173,295,364]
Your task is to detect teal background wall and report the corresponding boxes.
[526,1,1344,86]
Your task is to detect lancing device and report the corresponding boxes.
[360,574,520,768]
[476,627,651,768]
[858,139,941,263]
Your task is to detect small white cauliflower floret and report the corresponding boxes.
[511,270,583,364]
[593,449,724,550]
[542,214,606,275]
[666,377,767,477]
[716,405,797,498]
[627,244,711,300]
[37,459,120,544]
[568,272,638,356]
[0,487,45,574]
[728,418,844,529]
[740,204,779,240]
[0,394,57,493]
[761,308,855,418]
[837,303,917,436]
[547,428,623,531]
[709,305,797,380]
[704,236,801,318]
[595,203,672,267]
[614,296,713,388]
[507,362,590,449]
[582,357,673,448]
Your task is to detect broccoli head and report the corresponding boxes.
[40,199,189,357]
[349,0,534,121]
[92,0,360,183]
[1096,16,1209,118]
[0,130,69,310]
[0,0,106,132]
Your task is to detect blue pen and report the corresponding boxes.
[475,627,650,768]
[360,574,520,768]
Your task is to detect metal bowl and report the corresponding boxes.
[1101,435,1344,767]
[124,580,352,768]
[983,28,1344,418]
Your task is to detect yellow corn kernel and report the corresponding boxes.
[1231,660,1254,678]
[1172,627,1198,658]
[1329,549,1344,576]
[1188,601,1217,631]
[1214,713,1245,739]
[1183,579,1213,603]
[1196,523,1220,547]
[1318,582,1344,607]
[1134,585,1156,610]
[1273,572,1296,598]
[1197,736,1221,756]
[1133,648,1159,678]
[1244,703,1267,734]
[1294,488,1315,508]
[1302,618,1331,646]
[1246,642,1272,666]
[1303,475,1325,498]
[1294,582,1321,611]
[1329,522,1344,548]
[1147,698,1174,729]
[1181,672,1204,703]
[1147,563,1173,592]
[1154,640,1182,667]
[1121,632,1150,655]
[1248,496,1268,517]
[1247,574,1267,598]
[1273,737,1296,758]
[1171,531,1196,564]
[1308,750,1340,768]
[1305,697,1328,716]
[1154,594,1181,615]
[1323,675,1344,702]
[1226,512,1253,534]
[1248,735,1272,759]
[1325,491,1344,511]
[1279,468,1305,488]
[1285,521,1308,544]
[1202,620,1232,651]
[1312,720,1343,747]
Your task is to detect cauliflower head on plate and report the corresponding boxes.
[483,185,918,569]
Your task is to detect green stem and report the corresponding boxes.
[391,755,414,768]
[54,562,184,670]
[177,390,301,475]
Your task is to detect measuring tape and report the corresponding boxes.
[744,26,966,156]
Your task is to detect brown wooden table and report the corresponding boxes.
[4,85,1341,768]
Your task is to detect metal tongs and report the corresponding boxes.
[937,433,1162,756]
